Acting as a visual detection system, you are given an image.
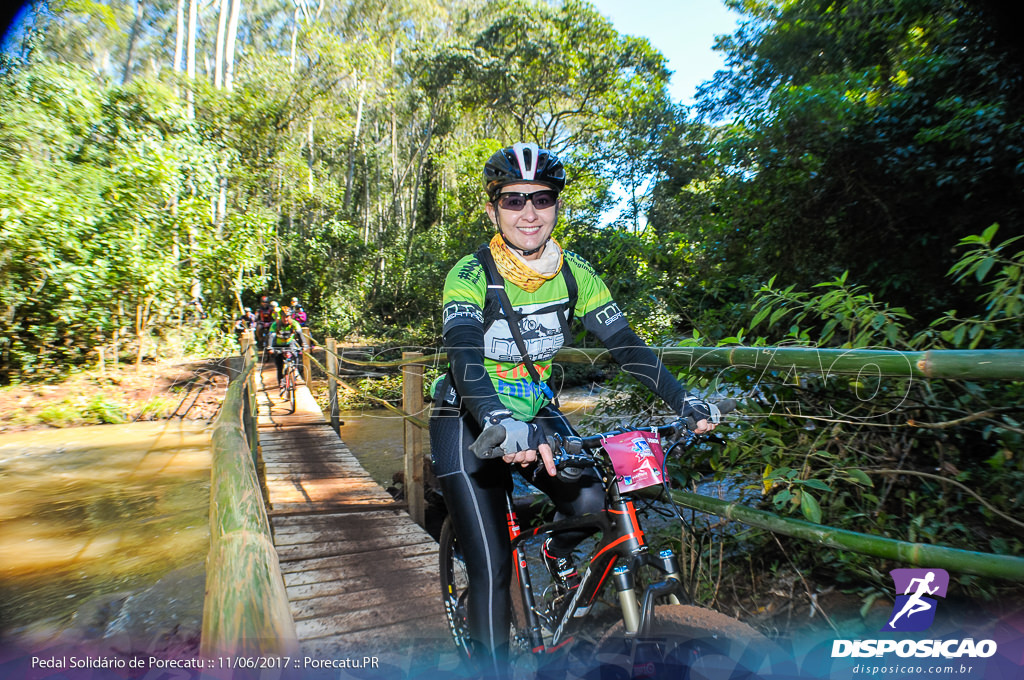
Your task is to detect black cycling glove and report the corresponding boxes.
[470,409,544,459]
[681,397,722,426]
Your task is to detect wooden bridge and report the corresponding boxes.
[251,363,451,662]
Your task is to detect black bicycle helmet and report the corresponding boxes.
[483,142,566,199]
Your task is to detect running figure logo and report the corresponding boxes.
[883,568,949,632]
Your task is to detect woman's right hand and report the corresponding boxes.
[470,410,556,475]
[503,440,557,477]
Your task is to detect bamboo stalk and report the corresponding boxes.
[342,347,1024,381]
[662,489,1024,582]
[554,347,1024,381]
[201,356,298,657]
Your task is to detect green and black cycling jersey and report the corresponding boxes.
[268,319,303,347]
[441,248,690,424]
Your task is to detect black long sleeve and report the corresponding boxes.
[443,323,507,426]
[602,326,690,414]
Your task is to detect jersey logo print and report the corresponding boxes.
[564,251,596,276]
[443,302,483,326]
[485,314,564,362]
[594,302,623,327]
[456,258,483,282]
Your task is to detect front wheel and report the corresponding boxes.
[287,368,297,412]
[439,517,473,661]
[439,517,549,679]
[595,604,776,680]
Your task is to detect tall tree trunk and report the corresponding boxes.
[214,0,228,89]
[174,0,184,72]
[217,175,227,232]
[307,118,315,194]
[344,75,365,212]
[122,0,145,85]
[224,0,241,91]
[234,265,244,314]
[135,297,153,372]
[186,0,197,117]
[289,5,299,74]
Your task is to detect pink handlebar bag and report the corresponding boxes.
[603,430,666,493]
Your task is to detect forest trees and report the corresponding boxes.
[2,0,1022,374]
[0,62,269,378]
[0,0,679,373]
[2,0,1022,605]
[660,0,1024,325]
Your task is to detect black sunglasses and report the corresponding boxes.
[495,190,559,211]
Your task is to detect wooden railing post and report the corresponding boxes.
[327,337,340,435]
[402,351,424,526]
[302,328,312,382]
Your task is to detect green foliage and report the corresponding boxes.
[5,0,1024,617]
[0,62,267,380]
[681,0,1024,324]
[680,228,1024,596]
[750,272,915,349]
[927,225,1024,348]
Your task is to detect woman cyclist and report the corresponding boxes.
[429,142,720,678]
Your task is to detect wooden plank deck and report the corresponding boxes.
[253,364,451,663]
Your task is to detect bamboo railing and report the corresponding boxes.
[553,346,1024,380]
[655,489,1024,582]
[370,346,1024,381]
[315,342,1024,581]
[200,338,297,657]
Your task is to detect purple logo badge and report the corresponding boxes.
[882,568,949,632]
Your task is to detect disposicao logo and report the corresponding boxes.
[883,568,949,632]
[831,567,998,659]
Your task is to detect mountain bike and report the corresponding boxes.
[438,401,775,679]
[268,346,300,413]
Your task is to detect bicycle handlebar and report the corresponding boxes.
[573,398,737,450]
[468,399,738,465]
[267,346,303,354]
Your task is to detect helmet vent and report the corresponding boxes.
[511,141,539,181]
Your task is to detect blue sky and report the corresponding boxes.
[589,0,742,105]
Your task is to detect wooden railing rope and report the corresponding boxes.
[200,337,297,657]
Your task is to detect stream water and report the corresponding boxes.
[337,386,748,533]
[337,386,601,488]
[0,420,211,649]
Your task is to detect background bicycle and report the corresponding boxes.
[267,346,300,413]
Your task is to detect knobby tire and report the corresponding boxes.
[595,603,775,679]
[439,517,473,662]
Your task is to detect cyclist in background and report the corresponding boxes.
[233,307,256,343]
[429,142,719,678]
[267,306,306,385]
[254,295,275,348]
[290,297,308,326]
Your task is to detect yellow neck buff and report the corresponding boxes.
[489,233,564,293]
